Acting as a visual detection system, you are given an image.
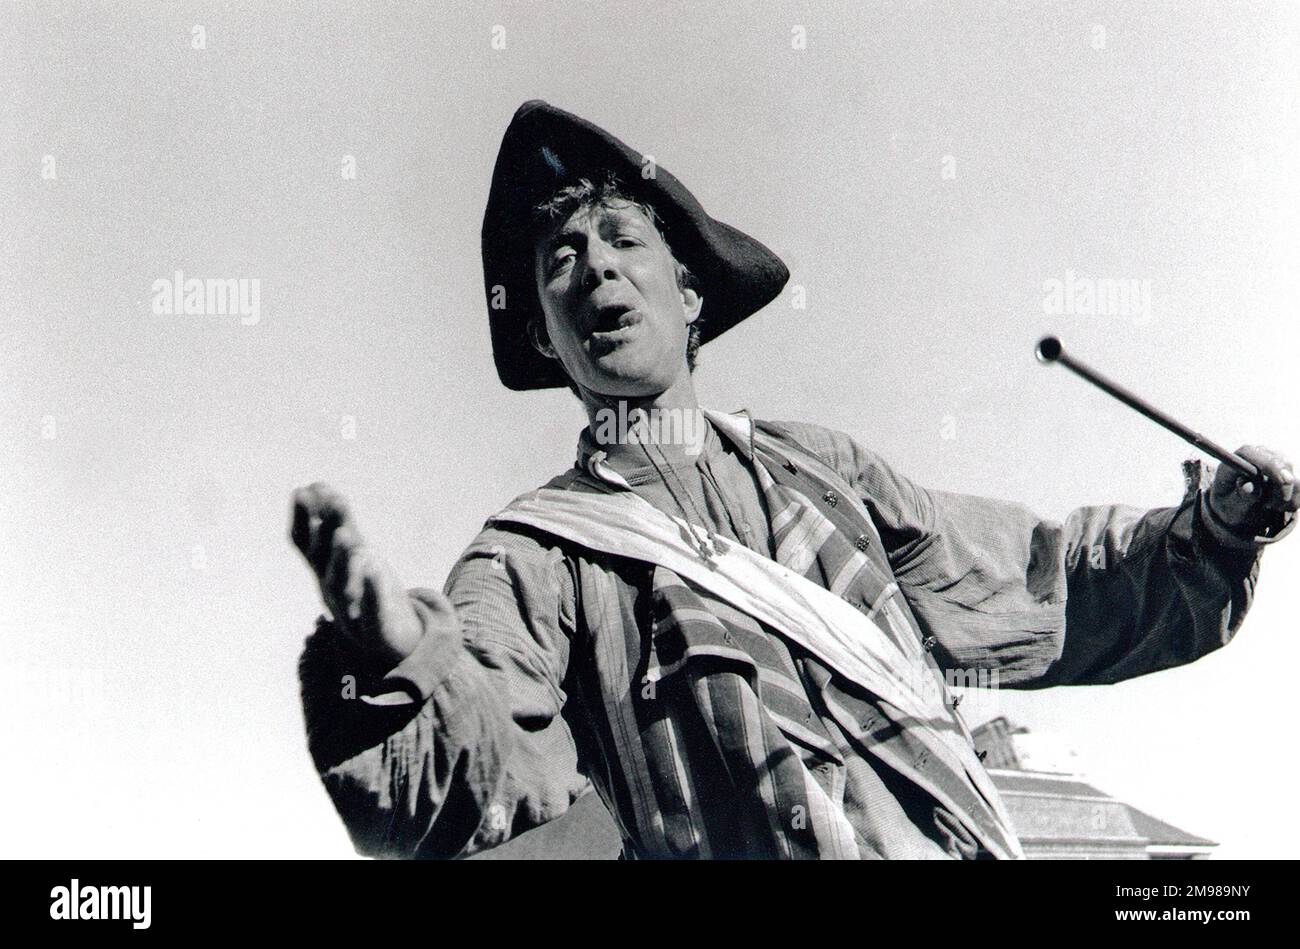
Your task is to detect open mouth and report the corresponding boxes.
[587,305,643,347]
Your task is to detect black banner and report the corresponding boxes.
[4,858,1289,936]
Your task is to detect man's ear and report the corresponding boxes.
[527,318,558,359]
[681,287,704,326]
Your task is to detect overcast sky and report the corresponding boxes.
[3,1,1298,858]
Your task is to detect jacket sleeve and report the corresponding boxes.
[298,524,590,858]
[768,420,1275,688]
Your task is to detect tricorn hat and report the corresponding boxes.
[481,100,790,391]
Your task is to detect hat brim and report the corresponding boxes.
[481,100,790,391]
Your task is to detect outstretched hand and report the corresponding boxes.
[1206,445,1298,540]
[290,482,426,668]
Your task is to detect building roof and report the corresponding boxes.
[975,717,1217,853]
[988,770,1112,800]
[1124,803,1216,848]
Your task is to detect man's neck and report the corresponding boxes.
[579,372,707,468]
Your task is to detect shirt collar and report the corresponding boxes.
[575,407,757,489]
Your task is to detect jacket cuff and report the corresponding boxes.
[1179,457,1291,553]
[1197,487,1296,551]
[362,588,465,706]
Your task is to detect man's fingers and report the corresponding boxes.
[1263,450,1297,506]
[289,483,419,663]
[1254,450,1292,508]
[306,509,338,576]
[1266,457,1295,506]
[1284,468,1300,511]
[322,525,364,621]
[288,482,357,576]
[291,483,328,555]
[344,548,372,625]
[359,567,401,655]
[1234,446,1296,510]
[290,488,315,557]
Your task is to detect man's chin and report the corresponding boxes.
[574,365,672,401]
[579,379,664,401]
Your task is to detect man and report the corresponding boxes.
[292,100,1296,859]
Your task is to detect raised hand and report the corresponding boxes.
[290,482,425,668]
[1207,445,1298,539]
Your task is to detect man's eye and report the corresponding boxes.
[613,237,642,248]
[550,251,575,274]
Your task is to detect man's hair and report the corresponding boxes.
[529,173,702,397]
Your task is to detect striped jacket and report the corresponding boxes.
[299,414,1263,858]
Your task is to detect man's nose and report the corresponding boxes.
[579,244,620,293]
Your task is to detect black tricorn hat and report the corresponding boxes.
[481,100,790,391]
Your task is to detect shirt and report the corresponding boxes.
[299,415,1268,859]
[578,418,969,857]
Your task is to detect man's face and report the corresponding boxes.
[531,199,702,398]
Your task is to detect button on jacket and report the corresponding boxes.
[299,415,1264,859]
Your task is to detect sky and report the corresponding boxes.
[2,1,1298,858]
